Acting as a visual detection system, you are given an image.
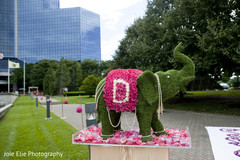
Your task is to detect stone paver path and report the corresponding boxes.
[40,99,240,160]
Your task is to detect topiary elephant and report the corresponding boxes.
[95,43,195,142]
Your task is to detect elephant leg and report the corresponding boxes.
[151,111,167,136]
[101,109,121,140]
[137,108,154,142]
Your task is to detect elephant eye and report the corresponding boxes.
[167,75,170,79]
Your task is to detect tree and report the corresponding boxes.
[113,0,240,90]
[79,75,101,97]
[11,63,34,90]
[43,67,56,95]
[99,60,116,77]
[63,60,82,91]
[30,60,59,90]
[81,59,101,80]
[55,58,71,94]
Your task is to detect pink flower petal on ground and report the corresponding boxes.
[157,142,166,146]
[173,136,180,142]
[74,127,191,147]
[135,139,142,145]
[146,141,155,145]
[172,142,181,147]
[120,137,127,144]
[165,138,172,144]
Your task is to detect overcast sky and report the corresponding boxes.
[60,0,147,61]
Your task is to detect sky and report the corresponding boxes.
[60,0,148,61]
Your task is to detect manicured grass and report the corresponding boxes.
[186,90,240,97]
[53,95,95,104]
[165,102,240,115]
[0,96,88,160]
[165,90,240,116]
[54,91,240,115]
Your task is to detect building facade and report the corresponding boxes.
[0,0,101,92]
[0,0,101,63]
[0,0,15,58]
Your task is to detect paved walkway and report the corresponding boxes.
[39,97,240,160]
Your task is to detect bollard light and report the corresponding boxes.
[36,94,38,108]
[28,93,33,100]
[85,103,98,127]
[45,95,52,120]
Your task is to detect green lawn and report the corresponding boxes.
[165,90,240,116]
[186,90,240,97]
[53,95,95,104]
[54,91,240,116]
[0,96,88,160]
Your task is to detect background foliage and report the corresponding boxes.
[113,0,240,90]
[11,0,240,94]
[11,59,108,95]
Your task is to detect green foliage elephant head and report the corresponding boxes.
[95,43,195,142]
[137,42,195,105]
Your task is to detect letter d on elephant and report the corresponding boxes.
[113,79,130,103]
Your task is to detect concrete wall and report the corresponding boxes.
[0,94,18,119]
[0,94,18,106]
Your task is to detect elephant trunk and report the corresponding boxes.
[173,42,195,85]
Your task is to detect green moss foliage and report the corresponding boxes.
[96,43,195,142]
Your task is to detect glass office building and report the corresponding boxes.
[0,0,101,63]
[0,0,15,58]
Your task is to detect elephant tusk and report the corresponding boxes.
[95,78,106,102]
[95,81,106,111]
[154,73,163,119]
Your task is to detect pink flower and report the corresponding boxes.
[146,141,155,145]
[74,127,191,147]
[64,100,68,104]
[120,137,127,144]
[104,69,143,112]
[76,107,82,113]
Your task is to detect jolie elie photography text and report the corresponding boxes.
[3,151,63,158]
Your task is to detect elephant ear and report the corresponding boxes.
[137,71,159,106]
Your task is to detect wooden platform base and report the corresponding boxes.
[91,145,169,160]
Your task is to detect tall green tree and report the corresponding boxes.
[30,60,59,90]
[99,60,116,77]
[81,59,101,79]
[63,60,82,91]
[43,67,56,95]
[55,58,71,94]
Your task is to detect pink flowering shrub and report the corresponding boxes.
[103,69,143,112]
[74,126,191,147]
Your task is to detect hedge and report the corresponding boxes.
[63,91,88,96]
